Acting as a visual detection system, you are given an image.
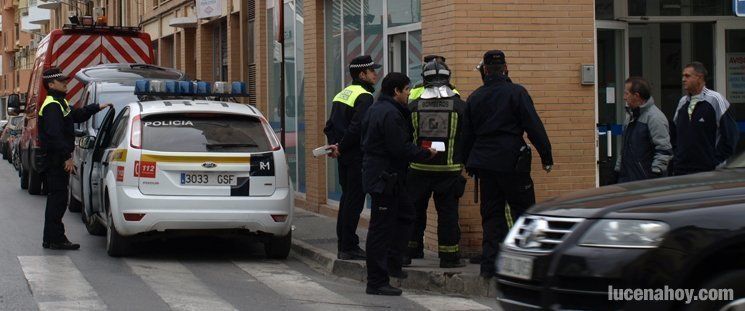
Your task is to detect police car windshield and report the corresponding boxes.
[141,114,272,153]
[93,91,139,129]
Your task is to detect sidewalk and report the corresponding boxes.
[290,208,498,297]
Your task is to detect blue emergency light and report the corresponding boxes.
[134,79,250,97]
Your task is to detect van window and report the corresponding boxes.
[92,91,139,129]
[142,114,272,153]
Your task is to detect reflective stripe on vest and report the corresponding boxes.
[410,107,462,172]
[38,96,70,117]
[408,86,460,101]
[332,85,372,107]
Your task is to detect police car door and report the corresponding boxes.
[87,107,117,214]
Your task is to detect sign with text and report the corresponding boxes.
[196,0,222,19]
[736,0,745,16]
[727,53,745,104]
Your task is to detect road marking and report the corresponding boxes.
[234,261,369,311]
[18,256,107,311]
[404,294,493,311]
[125,259,237,311]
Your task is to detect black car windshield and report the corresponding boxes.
[92,91,139,129]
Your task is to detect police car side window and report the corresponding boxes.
[108,108,130,148]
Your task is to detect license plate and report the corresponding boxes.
[497,253,534,280]
[180,172,238,186]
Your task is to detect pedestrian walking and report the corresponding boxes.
[614,77,672,182]
[361,72,436,296]
[324,55,381,260]
[405,60,467,268]
[39,67,110,250]
[671,62,739,175]
[462,50,553,278]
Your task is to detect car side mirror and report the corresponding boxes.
[79,136,96,149]
[7,94,22,110]
[74,129,87,137]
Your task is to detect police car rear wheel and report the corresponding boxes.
[106,201,133,257]
[264,231,291,260]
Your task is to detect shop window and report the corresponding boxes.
[628,0,733,16]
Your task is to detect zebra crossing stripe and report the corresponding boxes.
[18,256,107,311]
[125,259,237,311]
[234,261,368,311]
[404,294,493,311]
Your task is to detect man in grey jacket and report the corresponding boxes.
[615,77,672,183]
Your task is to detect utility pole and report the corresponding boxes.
[278,0,286,147]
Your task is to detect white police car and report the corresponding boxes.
[78,80,293,257]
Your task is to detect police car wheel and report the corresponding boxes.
[106,200,133,257]
[83,207,105,236]
[683,270,745,311]
[264,231,291,260]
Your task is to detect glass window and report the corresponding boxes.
[364,0,384,91]
[386,0,420,27]
[343,0,362,85]
[108,108,130,148]
[407,30,422,85]
[141,114,272,153]
[325,0,343,201]
[628,0,733,16]
[726,30,745,105]
[595,0,614,20]
[92,91,139,129]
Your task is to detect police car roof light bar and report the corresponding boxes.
[134,79,251,99]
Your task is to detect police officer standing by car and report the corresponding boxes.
[462,51,553,278]
[324,55,380,260]
[39,67,110,250]
[361,72,436,296]
[405,60,467,268]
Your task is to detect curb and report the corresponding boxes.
[291,239,498,298]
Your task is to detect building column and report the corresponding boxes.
[195,22,213,80]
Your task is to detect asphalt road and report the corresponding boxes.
[0,161,499,311]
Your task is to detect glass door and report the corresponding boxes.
[716,20,745,151]
[596,21,628,185]
[386,30,422,84]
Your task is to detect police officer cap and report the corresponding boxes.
[423,55,446,63]
[349,55,382,70]
[483,50,506,65]
[42,67,69,81]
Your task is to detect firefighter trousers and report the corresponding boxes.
[406,171,466,261]
[478,170,535,274]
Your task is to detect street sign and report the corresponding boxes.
[736,0,745,17]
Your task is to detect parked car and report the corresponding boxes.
[68,64,187,213]
[8,23,155,195]
[11,136,22,174]
[78,90,292,258]
[495,159,745,311]
[1,116,24,161]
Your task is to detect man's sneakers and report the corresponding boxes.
[366,284,403,296]
[338,246,366,260]
[42,240,80,250]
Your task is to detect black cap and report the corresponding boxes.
[483,50,506,65]
[423,55,446,63]
[42,67,69,81]
[349,55,382,70]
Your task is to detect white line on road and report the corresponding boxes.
[234,261,370,311]
[18,256,108,311]
[125,259,237,311]
[404,294,493,311]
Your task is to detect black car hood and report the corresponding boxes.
[530,169,745,218]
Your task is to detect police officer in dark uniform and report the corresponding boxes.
[324,55,380,260]
[39,67,110,250]
[463,51,553,278]
[408,55,460,102]
[361,72,436,296]
[406,60,467,268]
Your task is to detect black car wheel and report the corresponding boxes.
[684,270,745,311]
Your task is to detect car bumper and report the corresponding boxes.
[496,245,688,311]
[113,186,293,237]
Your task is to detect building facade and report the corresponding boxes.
[11,0,745,254]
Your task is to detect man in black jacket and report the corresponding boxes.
[39,67,110,250]
[462,51,553,278]
[324,55,380,260]
[361,72,436,296]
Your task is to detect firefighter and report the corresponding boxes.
[361,72,436,295]
[408,55,460,102]
[462,51,553,278]
[406,60,467,268]
[39,67,110,250]
[324,55,380,260]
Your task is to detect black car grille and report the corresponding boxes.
[504,215,584,253]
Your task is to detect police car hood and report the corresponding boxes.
[529,169,745,218]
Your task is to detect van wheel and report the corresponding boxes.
[20,166,28,190]
[28,168,43,195]
[683,270,745,311]
[67,188,82,213]
[83,207,105,236]
[106,205,132,257]
[264,231,291,259]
